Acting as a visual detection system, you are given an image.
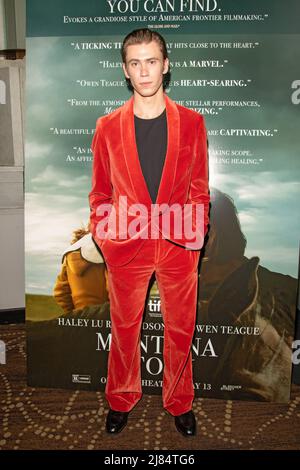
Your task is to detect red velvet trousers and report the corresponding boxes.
[105,236,200,416]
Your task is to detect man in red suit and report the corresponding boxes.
[89,28,210,437]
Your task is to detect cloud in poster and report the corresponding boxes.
[25,191,91,295]
[25,140,53,160]
[25,192,89,256]
[210,171,299,275]
[31,165,89,188]
[212,170,300,205]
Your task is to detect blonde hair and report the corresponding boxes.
[71,222,91,244]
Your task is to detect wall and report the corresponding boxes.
[0,0,25,313]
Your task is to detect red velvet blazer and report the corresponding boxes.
[89,92,210,267]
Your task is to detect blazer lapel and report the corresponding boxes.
[120,92,180,209]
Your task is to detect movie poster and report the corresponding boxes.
[25,0,300,401]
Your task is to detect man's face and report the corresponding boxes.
[122,40,169,97]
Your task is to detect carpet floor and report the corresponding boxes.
[0,324,299,451]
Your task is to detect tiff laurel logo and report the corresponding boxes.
[0,340,6,365]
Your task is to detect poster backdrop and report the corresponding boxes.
[25,0,300,402]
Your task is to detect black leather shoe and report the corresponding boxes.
[174,410,196,436]
[106,409,129,434]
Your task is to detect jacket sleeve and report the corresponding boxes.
[53,260,74,314]
[88,118,113,249]
[187,115,210,241]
